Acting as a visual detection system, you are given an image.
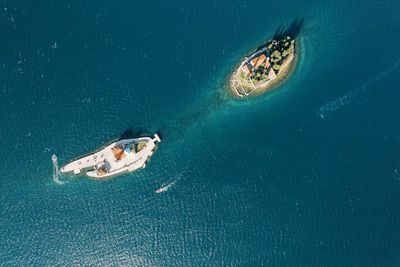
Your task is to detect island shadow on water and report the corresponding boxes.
[272,19,304,44]
[119,128,143,140]
[255,18,304,52]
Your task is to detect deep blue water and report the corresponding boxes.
[1,0,400,265]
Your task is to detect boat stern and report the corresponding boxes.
[153,133,161,143]
[60,165,81,175]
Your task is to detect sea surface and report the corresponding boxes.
[1,0,400,265]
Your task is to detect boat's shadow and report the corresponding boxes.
[120,128,163,142]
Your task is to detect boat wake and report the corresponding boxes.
[318,59,400,119]
[155,176,181,194]
[52,155,66,185]
[318,86,360,119]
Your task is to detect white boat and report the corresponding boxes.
[60,134,161,178]
[155,187,168,194]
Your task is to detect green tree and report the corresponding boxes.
[271,50,280,57]
[273,64,281,71]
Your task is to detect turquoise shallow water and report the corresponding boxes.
[1,0,400,265]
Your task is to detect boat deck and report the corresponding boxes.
[61,134,160,176]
